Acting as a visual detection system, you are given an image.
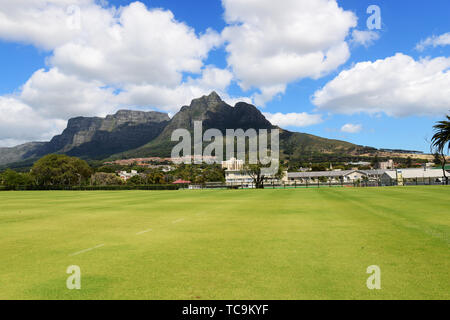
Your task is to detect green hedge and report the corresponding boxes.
[0,185,179,191]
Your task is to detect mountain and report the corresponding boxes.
[0,110,169,166]
[112,92,369,160]
[0,92,373,167]
[114,92,277,158]
[0,142,47,166]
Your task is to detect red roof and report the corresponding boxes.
[172,179,191,184]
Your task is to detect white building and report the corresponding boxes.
[222,158,244,171]
[285,170,368,184]
[119,170,139,181]
[222,158,250,185]
[224,170,254,185]
[223,158,282,186]
[381,168,448,185]
[361,169,388,181]
[379,159,394,170]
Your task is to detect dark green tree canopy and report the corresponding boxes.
[0,169,34,187]
[31,154,92,186]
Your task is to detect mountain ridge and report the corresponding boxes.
[0,92,373,166]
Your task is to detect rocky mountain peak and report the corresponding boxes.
[189,91,226,111]
[205,91,222,105]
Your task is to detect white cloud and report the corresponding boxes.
[20,68,118,119]
[20,66,237,117]
[263,112,323,128]
[0,0,94,50]
[221,0,357,104]
[116,66,236,113]
[313,53,450,117]
[0,139,30,148]
[0,0,368,145]
[341,123,362,133]
[0,1,237,144]
[416,32,450,51]
[1,65,238,143]
[0,1,224,97]
[0,96,66,146]
[50,2,222,87]
[351,30,380,48]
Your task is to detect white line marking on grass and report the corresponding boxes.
[172,218,185,224]
[136,228,153,235]
[69,244,104,257]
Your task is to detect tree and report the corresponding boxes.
[31,154,92,186]
[127,175,146,185]
[145,171,165,184]
[431,115,450,185]
[242,162,283,189]
[433,152,442,166]
[311,164,327,171]
[91,172,123,186]
[405,157,412,168]
[371,155,380,169]
[0,169,34,188]
[243,163,266,189]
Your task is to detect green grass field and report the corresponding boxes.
[0,186,448,300]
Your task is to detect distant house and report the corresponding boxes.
[378,159,394,170]
[361,169,388,181]
[222,158,281,186]
[222,158,244,171]
[223,158,252,186]
[224,171,254,185]
[348,161,371,167]
[285,170,368,184]
[381,168,449,185]
[118,170,139,181]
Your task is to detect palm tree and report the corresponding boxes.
[431,115,450,185]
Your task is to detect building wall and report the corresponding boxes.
[286,171,369,184]
[225,170,281,185]
[222,158,244,171]
[225,171,253,184]
[379,159,394,170]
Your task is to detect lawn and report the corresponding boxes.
[0,186,448,300]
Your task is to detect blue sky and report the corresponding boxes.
[0,0,449,152]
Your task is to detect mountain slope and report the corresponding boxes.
[113,92,275,158]
[35,110,170,159]
[0,142,47,166]
[112,92,366,160]
[0,110,170,165]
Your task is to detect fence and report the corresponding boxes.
[1,178,447,191]
[0,184,180,191]
[188,178,448,190]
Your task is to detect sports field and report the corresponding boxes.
[0,186,448,300]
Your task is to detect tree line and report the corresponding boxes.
[0,154,226,190]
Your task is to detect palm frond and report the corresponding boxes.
[431,114,450,154]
